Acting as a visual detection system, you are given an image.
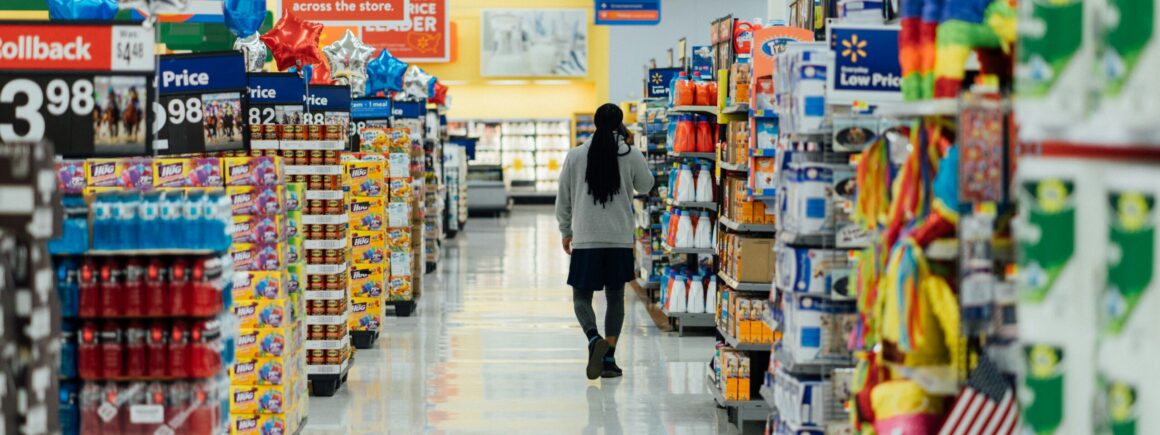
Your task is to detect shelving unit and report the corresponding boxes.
[455,118,570,196]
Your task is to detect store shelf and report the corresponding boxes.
[661,307,715,324]
[305,263,348,275]
[303,239,346,250]
[279,140,347,151]
[305,357,351,375]
[719,216,776,232]
[778,231,838,247]
[303,290,345,300]
[305,313,347,325]
[669,151,717,159]
[84,248,226,256]
[718,161,748,172]
[666,198,717,210]
[721,103,750,115]
[305,190,344,200]
[669,105,718,114]
[636,277,660,290]
[304,335,350,350]
[759,384,777,409]
[718,325,772,352]
[284,165,342,176]
[302,214,349,225]
[875,99,958,117]
[717,271,772,292]
[662,243,714,255]
[773,348,853,376]
[705,368,770,420]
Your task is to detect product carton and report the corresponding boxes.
[344,161,384,197]
[236,325,295,358]
[348,297,383,332]
[735,236,775,283]
[228,185,284,216]
[233,271,287,301]
[224,157,281,186]
[231,351,304,386]
[348,197,385,232]
[349,265,385,299]
[350,231,386,265]
[234,298,290,329]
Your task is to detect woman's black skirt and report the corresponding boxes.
[567,248,635,290]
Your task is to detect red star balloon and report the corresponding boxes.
[310,59,333,85]
[261,11,324,71]
[430,81,449,105]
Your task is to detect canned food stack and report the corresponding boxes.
[50,157,239,435]
[2,141,62,435]
[343,158,387,348]
[221,153,308,434]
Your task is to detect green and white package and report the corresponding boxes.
[1015,0,1099,141]
[1096,167,1160,435]
[1088,0,1160,143]
[1014,158,1103,435]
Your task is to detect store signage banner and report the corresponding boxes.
[826,23,902,104]
[277,0,408,26]
[645,67,682,99]
[351,97,392,150]
[594,0,661,25]
[362,0,449,62]
[154,52,248,155]
[391,100,425,119]
[303,85,352,143]
[691,45,714,78]
[481,9,588,77]
[245,73,304,148]
[0,22,155,157]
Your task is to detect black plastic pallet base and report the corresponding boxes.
[350,330,379,349]
[308,356,352,397]
[425,262,437,274]
[386,300,416,317]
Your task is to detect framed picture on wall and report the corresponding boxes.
[480,8,588,77]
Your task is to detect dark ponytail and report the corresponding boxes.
[586,103,624,207]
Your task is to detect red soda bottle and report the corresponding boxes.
[123,259,144,318]
[79,382,103,435]
[165,382,189,432]
[185,380,216,434]
[143,259,167,317]
[124,322,147,379]
[168,321,189,379]
[146,321,168,379]
[98,260,124,318]
[188,257,222,317]
[99,322,124,380]
[120,381,147,435]
[77,322,102,380]
[168,259,190,317]
[188,319,222,378]
[99,383,121,434]
[78,259,100,318]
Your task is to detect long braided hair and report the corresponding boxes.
[586,104,625,207]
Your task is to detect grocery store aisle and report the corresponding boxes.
[304,206,737,434]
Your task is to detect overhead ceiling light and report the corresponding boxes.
[532,80,573,85]
[486,80,531,85]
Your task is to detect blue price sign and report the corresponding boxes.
[595,0,660,25]
[154,51,247,154]
[826,23,902,104]
[391,100,426,119]
[645,67,682,99]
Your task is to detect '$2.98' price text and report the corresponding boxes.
[0,78,94,142]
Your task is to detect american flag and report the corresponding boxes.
[938,357,1020,435]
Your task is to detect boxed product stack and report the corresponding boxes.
[409,130,426,299]
[343,157,387,348]
[713,348,754,401]
[359,128,417,316]
[3,141,61,435]
[722,177,776,226]
[52,157,238,434]
[252,122,353,397]
[221,155,308,434]
[717,233,775,285]
[717,289,776,346]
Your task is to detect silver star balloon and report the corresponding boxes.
[119,0,188,13]
[234,33,268,72]
[323,30,375,93]
[333,73,367,98]
[401,66,434,99]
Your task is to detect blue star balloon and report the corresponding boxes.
[365,49,408,95]
[223,0,266,38]
[49,0,118,20]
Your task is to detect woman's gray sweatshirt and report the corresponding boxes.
[555,139,655,249]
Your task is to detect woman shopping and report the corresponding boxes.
[555,103,655,380]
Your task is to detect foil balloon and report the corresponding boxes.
[310,60,333,85]
[49,0,118,20]
[364,49,408,95]
[401,66,434,99]
[322,30,375,90]
[261,12,324,71]
[223,0,266,38]
[234,33,269,72]
[118,0,188,13]
[334,73,367,98]
[429,81,448,105]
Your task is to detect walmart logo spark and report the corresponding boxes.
[651,72,664,85]
[841,34,868,63]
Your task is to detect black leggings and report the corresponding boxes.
[573,284,625,340]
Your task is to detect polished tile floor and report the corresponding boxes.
[304,206,741,434]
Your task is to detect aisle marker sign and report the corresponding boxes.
[594,0,661,25]
[826,23,902,104]
[0,22,155,157]
[154,52,248,154]
[351,97,392,151]
[246,72,305,149]
[390,100,425,119]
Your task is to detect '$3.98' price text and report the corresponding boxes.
[0,78,94,142]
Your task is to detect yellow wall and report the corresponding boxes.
[417,0,608,120]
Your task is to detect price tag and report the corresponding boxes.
[129,404,165,424]
[351,97,392,151]
[153,52,247,155]
[245,72,305,147]
[304,84,351,148]
[0,23,154,157]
